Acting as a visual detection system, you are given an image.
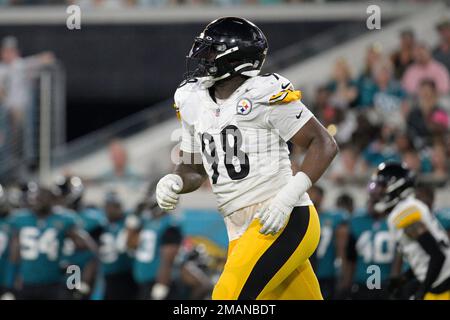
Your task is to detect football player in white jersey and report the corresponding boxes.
[371,162,450,300]
[156,17,338,300]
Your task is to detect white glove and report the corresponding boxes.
[255,172,312,235]
[125,214,141,230]
[255,201,292,235]
[0,292,15,300]
[156,174,183,211]
[150,283,169,300]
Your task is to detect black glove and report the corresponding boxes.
[413,287,427,300]
[388,269,415,299]
[388,276,407,297]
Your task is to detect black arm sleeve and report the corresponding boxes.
[161,226,183,246]
[346,234,357,262]
[416,231,446,295]
[89,226,105,243]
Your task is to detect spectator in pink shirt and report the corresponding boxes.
[402,43,450,96]
[406,79,449,149]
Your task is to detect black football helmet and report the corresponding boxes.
[54,175,84,208]
[0,184,10,216]
[186,17,268,86]
[369,161,416,213]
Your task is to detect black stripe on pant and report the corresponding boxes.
[238,206,310,300]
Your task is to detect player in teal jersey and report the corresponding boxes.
[126,199,182,300]
[341,182,396,300]
[99,191,136,299]
[309,186,348,300]
[435,208,450,237]
[0,185,12,297]
[6,185,98,300]
[415,183,450,238]
[54,176,105,299]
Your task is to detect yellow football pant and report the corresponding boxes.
[212,205,323,300]
[424,291,450,300]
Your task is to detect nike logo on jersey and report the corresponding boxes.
[296,110,303,119]
[281,82,291,90]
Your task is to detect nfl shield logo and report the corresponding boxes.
[236,98,252,115]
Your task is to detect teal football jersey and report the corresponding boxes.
[0,215,11,287]
[62,208,107,269]
[99,216,133,276]
[435,208,450,231]
[349,210,395,284]
[132,213,182,284]
[316,210,347,279]
[9,209,77,285]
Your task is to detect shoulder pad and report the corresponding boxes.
[54,208,75,216]
[85,208,104,217]
[389,199,426,229]
[174,78,200,104]
[174,78,201,124]
[353,208,369,218]
[247,73,302,105]
[12,210,31,218]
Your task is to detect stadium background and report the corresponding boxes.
[0,0,450,300]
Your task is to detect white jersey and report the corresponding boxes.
[387,196,450,288]
[175,73,313,216]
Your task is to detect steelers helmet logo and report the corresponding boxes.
[236,98,252,115]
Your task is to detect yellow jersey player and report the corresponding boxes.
[371,162,450,300]
[156,17,338,300]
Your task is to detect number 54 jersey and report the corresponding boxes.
[175,73,314,216]
[9,209,78,285]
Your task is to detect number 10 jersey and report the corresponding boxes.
[175,73,313,216]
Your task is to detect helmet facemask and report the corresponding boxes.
[369,170,415,214]
[185,37,226,86]
[185,35,266,88]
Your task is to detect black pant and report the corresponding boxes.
[318,278,336,300]
[104,272,138,300]
[350,282,390,300]
[17,283,63,300]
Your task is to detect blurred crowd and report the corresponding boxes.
[0,36,55,182]
[292,19,450,186]
[0,36,55,181]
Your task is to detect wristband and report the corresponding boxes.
[282,171,312,206]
